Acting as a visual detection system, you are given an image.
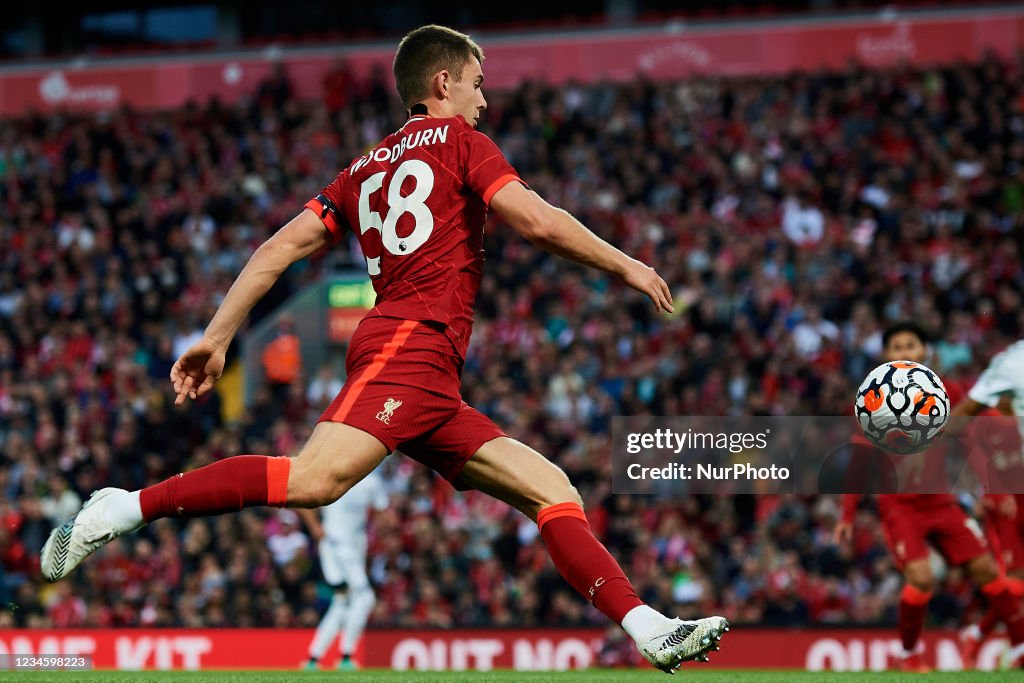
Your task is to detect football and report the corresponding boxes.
[854,360,951,454]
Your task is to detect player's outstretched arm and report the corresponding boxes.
[943,397,987,437]
[170,209,330,405]
[489,182,673,313]
[952,398,987,419]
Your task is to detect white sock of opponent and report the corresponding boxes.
[341,586,376,656]
[309,593,349,660]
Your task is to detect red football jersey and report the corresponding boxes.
[306,114,523,359]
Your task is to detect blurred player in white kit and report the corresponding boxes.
[300,469,389,671]
[951,340,1024,668]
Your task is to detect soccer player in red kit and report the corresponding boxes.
[834,322,1024,673]
[40,24,727,672]
[948,340,1024,667]
[958,408,1024,668]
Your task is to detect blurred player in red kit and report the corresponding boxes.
[950,340,1024,667]
[834,322,1024,672]
[41,24,727,673]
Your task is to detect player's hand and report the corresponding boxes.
[1001,496,1018,518]
[170,338,226,406]
[833,521,853,545]
[619,258,674,314]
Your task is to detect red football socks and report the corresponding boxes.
[982,577,1024,645]
[979,577,1024,637]
[537,502,643,624]
[899,584,932,651]
[139,455,291,521]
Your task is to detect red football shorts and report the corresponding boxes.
[318,317,505,487]
[878,496,989,570]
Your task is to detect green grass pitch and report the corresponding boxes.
[0,671,1016,683]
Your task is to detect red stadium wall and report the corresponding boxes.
[1,8,1023,115]
[0,628,1011,671]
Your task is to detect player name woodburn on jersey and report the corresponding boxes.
[352,125,451,174]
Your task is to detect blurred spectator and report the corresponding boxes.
[791,306,840,359]
[257,62,294,112]
[306,363,343,411]
[0,560,6,603]
[262,318,303,405]
[267,509,309,567]
[40,476,81,527]
[781,193,825,247]
[323,58,357,114]
[47,582,86,628]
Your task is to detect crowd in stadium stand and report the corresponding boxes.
[1,51,1023,635]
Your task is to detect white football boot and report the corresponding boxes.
[40,488,140,582]
[637,615,730,674]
